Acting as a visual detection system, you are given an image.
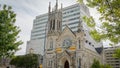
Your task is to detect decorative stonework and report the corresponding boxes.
[43,1,102,68]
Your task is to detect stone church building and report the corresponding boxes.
[44,0,103,68]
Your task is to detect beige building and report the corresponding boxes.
[104,46,120,68]
[44,0,103,68]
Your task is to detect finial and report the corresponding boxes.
[56,0,58,10]
[61,3,63,9]
[56,0,58,4]
[49,2,51,12]
[49,2,51,7]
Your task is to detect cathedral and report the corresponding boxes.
[43,0,103,68]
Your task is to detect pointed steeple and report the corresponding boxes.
[55,0,58,10]
[60,3,63,17]
[49,2,51,13]
[47,0,62,36]
[61,3,63,10]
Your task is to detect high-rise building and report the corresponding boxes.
[26,2,92,55]
[104,46,120,68]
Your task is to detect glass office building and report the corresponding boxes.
[26,3,90,55]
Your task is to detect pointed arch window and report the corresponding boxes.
[48,60,52,67]
[59,21,60,30]
[51,60,52,67]
[63,37,72,47]
[78,58,81,68]
[57,20,59,30]
[50,20,52,30]
[53,20,55,30]
[79,40,81,49]
[50,40,53,49]
[48,60,50,66]
[51,20,53,30]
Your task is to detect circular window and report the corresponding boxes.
[63,37,72,47]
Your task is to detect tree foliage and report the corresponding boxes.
[10,54,39,68]
[113,48,120,58]
[78,0,120,59]
[101,64,112,68]
[91,59,112,68]
[77,0,120,45]
[0,4,22,65]
[91,59,101,68]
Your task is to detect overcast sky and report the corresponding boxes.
[0,0,103,55]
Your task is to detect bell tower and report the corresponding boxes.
[47,0,62,36]
[44,1,62,68]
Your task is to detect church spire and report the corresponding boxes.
[61,3,63,10]
[55,0,58,10]
[47,0,62,36]
[49,2,51,13]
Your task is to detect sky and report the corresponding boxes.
[0,0,104,55]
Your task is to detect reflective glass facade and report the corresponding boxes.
[31,3,90,40]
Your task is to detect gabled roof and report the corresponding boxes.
[95,47,103,54]
[57,25,76,40]
[62,25,76,36]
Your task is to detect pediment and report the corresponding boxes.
[57,25,76,41]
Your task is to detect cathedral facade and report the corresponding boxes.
[43,0,103,68]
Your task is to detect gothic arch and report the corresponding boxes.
[53,20,55,30]
[50,20,52,30]
[64,60,69,68]
[50,38,53,49]
[59,56,71,68]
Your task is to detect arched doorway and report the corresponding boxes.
[64,60,69,68]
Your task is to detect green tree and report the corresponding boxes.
[24,54,38,68]
[91,59,101,68]
[77,0,120,58]
[113,48,120,58]
[10,56,23,68]
[0,5,22,66]
[101,64,112,68]
[77,0,120,44]
[10,54,39,68]
[91,59,112,68]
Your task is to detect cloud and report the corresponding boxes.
[0,0,38,55]
[0,0,77,55]
[15,11,34,55]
